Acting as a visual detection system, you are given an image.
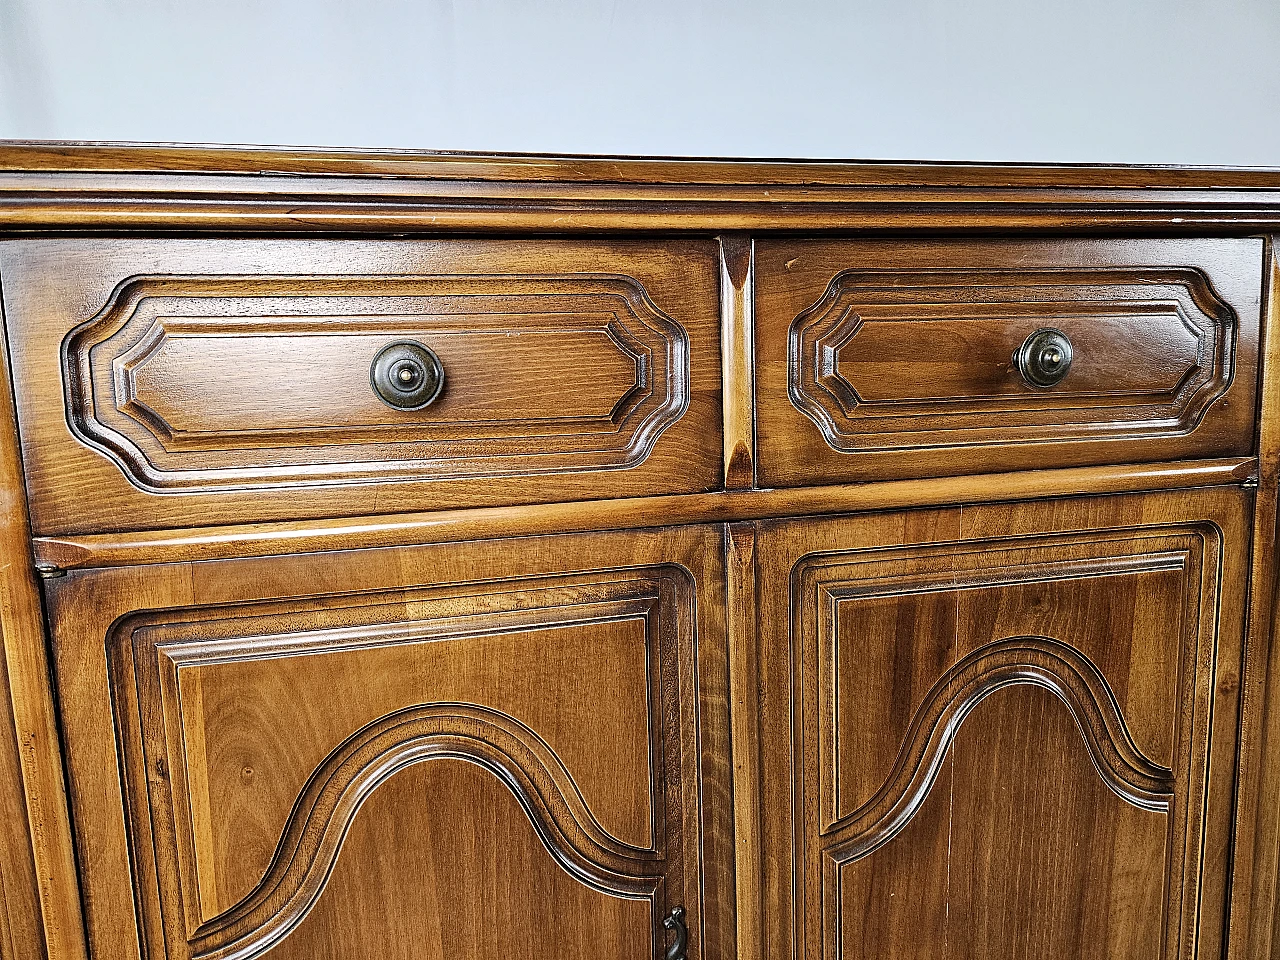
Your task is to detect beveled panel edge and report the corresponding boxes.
[188,705,665,960]
[786,266,1239,451]
[821,636,1177,863]
[791,523,1219,960]
[794,534,1199,832]
[107,561,698,960]
[61,272,690,492]
[31,456,1256,572]
[5,143,1280,232]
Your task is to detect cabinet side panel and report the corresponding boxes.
[1229,238,1280,960]
[0,277,84,960]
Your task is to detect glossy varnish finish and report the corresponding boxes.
[1,237,722,534]
[756,238,1263,486]
[0,299,84,960]
[752,489,1250,960]
[0,146,1279,960]
[4,144,1280,233]
[43,526,733,960]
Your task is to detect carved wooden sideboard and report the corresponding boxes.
[2,144,1280,960]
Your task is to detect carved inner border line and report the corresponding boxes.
[787,267,1238,452]
[105,565,699,960]
[787,524,1218,960]
[63,273,692,492]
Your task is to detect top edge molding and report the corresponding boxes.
[3,140,1280,233]
[4,140,1280,187]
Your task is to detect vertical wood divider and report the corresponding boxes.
[719,236,756,490]
[726,521,762,960]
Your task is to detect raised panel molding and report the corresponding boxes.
[185,704,663,960]
[105,566,697,960]
[788,268,1237,451]
[789,527,1219,960]
[62,273,691,492]
[820,635,1176,866]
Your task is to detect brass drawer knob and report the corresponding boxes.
[370,340,445,410]
[1014,328,1073,388]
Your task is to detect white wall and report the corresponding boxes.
[1,0,1278,165]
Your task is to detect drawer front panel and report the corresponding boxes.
[43,527,733,960]
[754,489,1249,960]
[756,238,1263,485]
[1,238,722,533]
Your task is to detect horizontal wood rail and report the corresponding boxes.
[32,456,1256,571]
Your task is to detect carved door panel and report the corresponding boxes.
[44,526,733,960]
[753,489,1249,960]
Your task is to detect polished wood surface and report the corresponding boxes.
[756,238,1263,486]
[0,146,1278,960]
[1,237,722,534]
[0,308,85,960]
[719,237,756,489]
[1231,237,1280,959]
[725,524,763,960]
[753,489,1249,959]
[4,144,1280,234]
[0,618,42,960]
[43,526,733,960]
[29,457,1255,572]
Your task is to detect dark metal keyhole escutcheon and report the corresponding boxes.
[1014,327,1074,388]
[371,340,445,410]
[663,905,688,960]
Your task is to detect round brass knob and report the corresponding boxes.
[1014,328,1073,388]
[371,340,444,410]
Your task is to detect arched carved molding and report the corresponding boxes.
[190,703,664,960]
[822,636,1175,867]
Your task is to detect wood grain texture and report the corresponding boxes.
[1229,237,1280,960]
[756,238,1263,487]
[753,488,1249,960]
[0,297,84,960]
[4,144,1280,234]
[719,237,755,489]
[42,525,734,960]
[0,144,1275,960]
[68,275,688,487]
[0,619,43,960]
[0,237,723,535]
[725,524,763,960]
[29,457,1255,572]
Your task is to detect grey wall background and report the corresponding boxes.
[1,0,1278,165]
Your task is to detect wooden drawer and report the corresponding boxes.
[755,238,1263,486]
[43,526,734,960]
[0,238,722,534]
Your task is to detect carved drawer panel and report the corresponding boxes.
[42,526,733,960]
[755,238,1263,486]
[754,489,1249,959]
[0,238,722,533]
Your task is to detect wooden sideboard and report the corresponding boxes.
[2,144,1280,960]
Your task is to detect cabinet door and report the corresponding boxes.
[45,527,732,960]
[753,489,1249,960]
